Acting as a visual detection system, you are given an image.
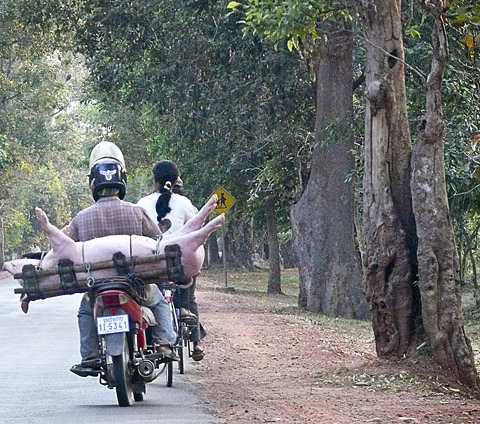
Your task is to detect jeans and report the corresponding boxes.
[78,284,176,360]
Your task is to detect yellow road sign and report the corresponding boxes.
[211,186,236,214]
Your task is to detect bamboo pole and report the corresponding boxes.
[13,268,175,294]
[13,253,168,280]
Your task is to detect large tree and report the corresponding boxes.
[290,21,365,318]
[360,0,418,359]
[359,0,478,389]
[411,0,478,390]
[233,1,368,319]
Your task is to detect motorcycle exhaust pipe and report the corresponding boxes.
[137,359,156,380]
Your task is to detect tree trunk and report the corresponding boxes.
[291,22,366,319]
[469,250,480,307]
[280,238,297,269]
[361,0,421,356]
[411,0,479,390]
[207,231,221,266]
[265,197,281,294]
[224,217,254,270]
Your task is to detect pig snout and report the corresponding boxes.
[3,259,40,276]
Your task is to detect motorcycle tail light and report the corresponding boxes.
[96,293,129,307]
[164,289,173,303]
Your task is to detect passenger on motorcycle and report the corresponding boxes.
[69,142,179,377]
[137,159,206,361]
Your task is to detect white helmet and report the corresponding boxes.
[88,142,127,201]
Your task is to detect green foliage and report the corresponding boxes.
[35,0,315,238]
[4,210,30,253]
[3,163,74,255]
[227,0,353,51]
[0,1,99,257]
[0,134,12,169]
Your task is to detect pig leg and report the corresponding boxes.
[2,258,40,314]
[171,195,220,238]
[161,213,225,277]
[35,207,81,270]
[35,207,75,253]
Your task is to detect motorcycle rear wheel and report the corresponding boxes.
[112,334,134,407]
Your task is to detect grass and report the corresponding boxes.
[201,267,373,339]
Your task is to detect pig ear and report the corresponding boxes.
[20,294,29,314]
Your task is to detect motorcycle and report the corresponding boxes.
[90,277,167,407]
[16,249,186,407]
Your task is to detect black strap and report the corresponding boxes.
[165,244,185,282]
[112,251,130,276]
[21,264,44,301]
[112,252,145,300]
[58,259,80,295]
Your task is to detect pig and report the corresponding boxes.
[3,194,225,292]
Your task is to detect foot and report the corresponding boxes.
[20,294,30,314]
[192,344,205,362]
[69,356,102,377]
[181,308,197,322]
[81,357,102,368]
[150,345,180,362]
[70,364,101,377]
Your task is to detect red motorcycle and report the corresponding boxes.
[17,249,185,407]
[92,277,166,406]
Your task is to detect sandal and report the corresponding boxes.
[181,308,198,323]
[192,346,205,362]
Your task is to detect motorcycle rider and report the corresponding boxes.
[137,159,206,361]
[69,141,179,377]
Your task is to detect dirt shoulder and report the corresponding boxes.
[190,270,480,424]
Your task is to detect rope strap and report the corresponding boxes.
[112,251,146,300]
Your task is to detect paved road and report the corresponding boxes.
[0,275,218,424]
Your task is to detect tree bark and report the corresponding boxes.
[207,231,221,266]
[291,21,367,319]
[265,197,281,294]
[411,0,479,390]
[280,238,297,269]
[361,0,420,356]
[224,217,254,270]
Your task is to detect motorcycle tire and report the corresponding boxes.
[112,333,134,407]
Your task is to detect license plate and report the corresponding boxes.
[97,314,130,335]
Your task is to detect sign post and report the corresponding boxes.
[210,186,236,288]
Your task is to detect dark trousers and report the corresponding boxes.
[174,277,206,343]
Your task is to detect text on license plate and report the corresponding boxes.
[97,314,130,335]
